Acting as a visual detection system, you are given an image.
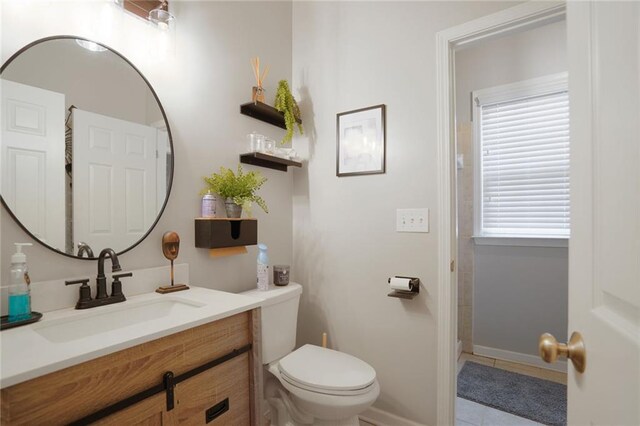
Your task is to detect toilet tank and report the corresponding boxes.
[241,283,302,364]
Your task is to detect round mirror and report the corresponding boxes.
[1,37,173,259]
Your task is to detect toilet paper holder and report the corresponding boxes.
[387,276,420,300]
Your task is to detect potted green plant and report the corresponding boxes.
[274,79,303,144]
[202,165,268,218]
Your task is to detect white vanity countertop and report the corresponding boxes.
[0,287,262,388]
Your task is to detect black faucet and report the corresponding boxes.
[96,248,122,299]
[66,248,131,309]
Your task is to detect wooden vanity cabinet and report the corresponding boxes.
[0,309,263,426]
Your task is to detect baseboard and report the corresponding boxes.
[360,406,427,426]
[457,339,463,359]
[473,344,567,373]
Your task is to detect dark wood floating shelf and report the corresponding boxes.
[240,101,302,130]
[240,152,302,172]
[194,218,258,249]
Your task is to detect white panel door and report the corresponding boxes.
[567,2,640,424]
[72,109,157,253]
[1,80,65,250]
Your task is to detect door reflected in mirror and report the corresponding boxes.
[1,37,173,259]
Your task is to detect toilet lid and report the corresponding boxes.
[278,344,376,393]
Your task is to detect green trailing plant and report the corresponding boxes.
[274,79,303,144]
[202,165,268,214]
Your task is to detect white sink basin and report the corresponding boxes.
[33,298,205,343]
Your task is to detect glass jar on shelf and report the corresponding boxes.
[264,138,276,154]
[247,131,265,153]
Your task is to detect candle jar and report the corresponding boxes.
[273,265,290,286]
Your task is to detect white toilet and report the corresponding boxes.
[243,283,380,426]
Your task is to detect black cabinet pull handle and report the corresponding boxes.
[205,398,229,423]
[164,371,175,411]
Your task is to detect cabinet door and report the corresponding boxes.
[174,354,251,425]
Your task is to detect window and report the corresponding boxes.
[473,73,569,240]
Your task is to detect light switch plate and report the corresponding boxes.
[396,208,429,233]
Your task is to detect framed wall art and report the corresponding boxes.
[336,104,386,177]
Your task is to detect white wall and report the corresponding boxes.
[1,1,294,294]
[454,21,569,357]
[291,2,520,424]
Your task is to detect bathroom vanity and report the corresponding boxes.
[0,288,263,425]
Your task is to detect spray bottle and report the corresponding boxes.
[257,243,269,291]
[8,243,33,322]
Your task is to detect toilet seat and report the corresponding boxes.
[277,344,377,396]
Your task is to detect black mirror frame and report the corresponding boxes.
[0,35,175,260]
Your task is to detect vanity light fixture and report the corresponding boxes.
[148,0,175,31]
[75,39,107,52]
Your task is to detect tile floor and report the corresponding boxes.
[456,397,542,426]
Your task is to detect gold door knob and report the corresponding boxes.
[539,331,586,373]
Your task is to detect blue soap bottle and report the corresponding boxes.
[8,243,33,322]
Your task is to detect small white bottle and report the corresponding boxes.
[8,243,33,322]
[257,243,269,291]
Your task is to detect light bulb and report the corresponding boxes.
[75,39,107,52]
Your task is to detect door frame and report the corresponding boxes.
[435,2,566,424]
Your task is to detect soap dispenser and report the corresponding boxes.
[8,243,33,322]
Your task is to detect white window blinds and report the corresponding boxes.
[478,89,570,237]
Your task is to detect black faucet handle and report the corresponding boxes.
[113,272,133,279]
[66,278,92,305]
[111,272,132,299]
[65,278,91,286]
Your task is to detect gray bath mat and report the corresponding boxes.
[457,361,566,426]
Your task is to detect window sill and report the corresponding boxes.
[472,235,568,248]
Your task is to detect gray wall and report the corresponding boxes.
[1,1,294,293]
[454,20,569,357]
[473,245,568,355]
